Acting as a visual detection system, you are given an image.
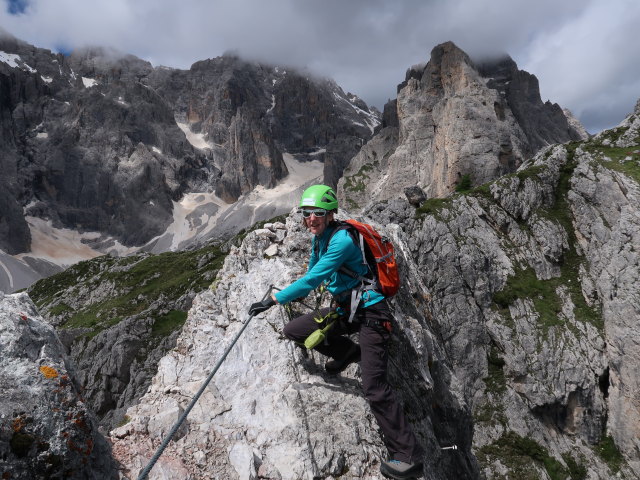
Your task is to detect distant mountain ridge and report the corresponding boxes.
[0,34,378,249]
[0,32,379,290]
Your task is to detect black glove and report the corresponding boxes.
[248,297,276,316]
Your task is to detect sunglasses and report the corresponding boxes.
[301,208,328,218]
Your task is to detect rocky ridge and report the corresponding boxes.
[4,108,638,478]
[2,33,638,480]
[108,216,479,480]
[337,41,588,212]
[106,105,639,479]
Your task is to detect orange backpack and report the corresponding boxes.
[332,219,401,297]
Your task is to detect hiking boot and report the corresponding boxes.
[380,459,424,479]
[325,344,361,374]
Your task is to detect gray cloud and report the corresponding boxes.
[2,0,638,132]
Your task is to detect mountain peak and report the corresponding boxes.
[338,41,588,211]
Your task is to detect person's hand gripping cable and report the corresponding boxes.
[248,296,276,316]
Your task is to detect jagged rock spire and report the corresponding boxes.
[337,41,588,212]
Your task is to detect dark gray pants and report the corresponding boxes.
[282,301,423,463]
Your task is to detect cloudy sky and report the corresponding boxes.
[2,0,639,133]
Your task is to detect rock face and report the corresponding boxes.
[369,113,639,477]
[109,218,480,479]
[0,291,118,479]
[571,104,640,474]
[7,29,639,479]
[337,41,588,212]
[109,108,639,479]
[146,56,379,199]
[0,32,379,260]
[0,35,208,255]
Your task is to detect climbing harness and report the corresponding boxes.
[290,285,344,350]
[136,285,275,480]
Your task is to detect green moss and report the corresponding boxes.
[415,197,450,218]
[473,400,508,427]
[30,256,118,309]
[516,164,547,184]
[152,310,188,337]
[584,144,640,184]
[455,174,473,193]
[493,163,548,193]
[478,432,570,480]
[344,195,360,210]
[493,267,563,330]
[562,453,587,480]
[115,415,131,428]
[29,243,227,338]
[343,162,377,193]
[590,126,626,146]
[485,346,507,394]
[470,182,493,200]
[49,303,73,315]
[595,436,624,474]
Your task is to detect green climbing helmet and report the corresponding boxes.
[299,184,338,211]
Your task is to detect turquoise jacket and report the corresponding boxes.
[274,223,384,307]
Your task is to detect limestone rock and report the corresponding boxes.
[107,123,640,477]
[569,147,640,474]
[338,41,589,213]
[24,110,640,478]
[563,108,590,139]
[109,214,479,479]
[369,133,639,477]
[0,292,118,479]
[404,185,427,207]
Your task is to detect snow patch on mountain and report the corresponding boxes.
[176,121,212,150]
[0,50,36,72]
[142,192,229,253]
[331,91,380,134]
[267,94,276,113]
[82,77,98,88]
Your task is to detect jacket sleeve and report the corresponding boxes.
[274,231,352,305]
